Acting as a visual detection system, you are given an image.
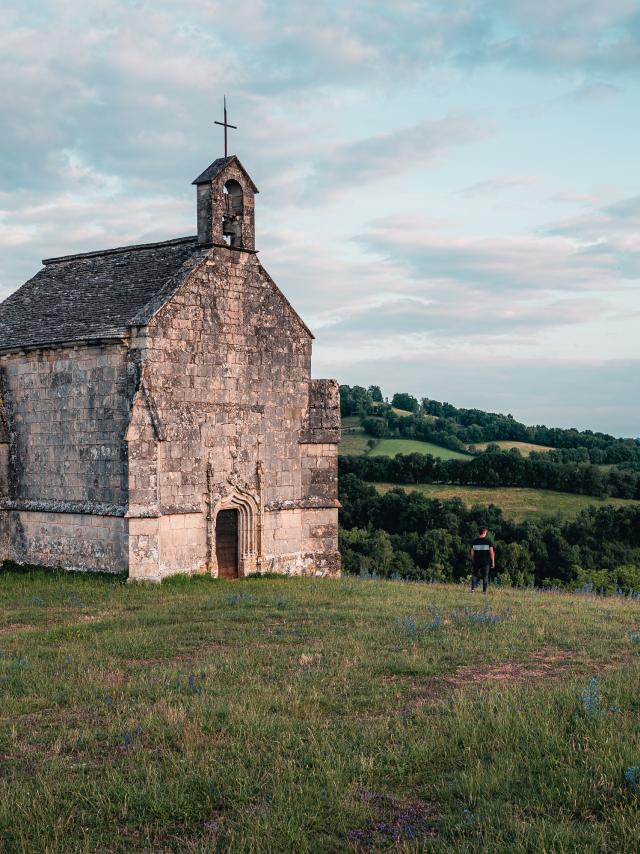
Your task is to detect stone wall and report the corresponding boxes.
[0,344,133,572]
[5,510,127,572]
[0,508,9,562]
[129,245,340,579]
[134,247,313,516]
[128,513,207,582]
[0,345,130,507]
[262,506,339,577]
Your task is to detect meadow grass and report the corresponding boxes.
[1,567,639,852]
[340,432,372,455]
[341,417,363,429]
[374,482,640,522]
[368,439,472,461]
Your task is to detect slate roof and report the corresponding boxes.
[192,155,259,192]
[0,237,210,353]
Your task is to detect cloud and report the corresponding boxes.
[567,80,622,101]
[317,294,609,340]
[304,115,492,201]
[355,216,630,294]
[548,195,640,240]
[460,1,640,73]
[458,175,540,197]
[544,195,640,279]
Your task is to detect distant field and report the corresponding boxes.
[469,441,555,456]
[340,432,371,455]
[369,439,472,461]
[341,416,362,429]
[339,435,472,460]
[374,482,640,521]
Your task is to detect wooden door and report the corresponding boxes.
[216,509,239,578]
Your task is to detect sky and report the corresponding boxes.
[1,0,639,437]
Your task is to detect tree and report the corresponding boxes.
[361,416,386,438]
[368,385,383,402]
[391,393,418,413]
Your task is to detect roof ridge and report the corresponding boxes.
[42,236,198,266]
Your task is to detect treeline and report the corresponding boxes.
[339,452,640,500]
[339,474,640,591]
[339,385,640,465]
[422,396,640,455]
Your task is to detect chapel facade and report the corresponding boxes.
[0,155,341,581]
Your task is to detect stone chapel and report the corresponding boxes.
[0,155,341,581]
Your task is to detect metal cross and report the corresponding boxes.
[214,96,237,158]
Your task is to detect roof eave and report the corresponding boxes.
[0,334,130,358]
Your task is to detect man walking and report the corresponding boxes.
[470,526,495,593]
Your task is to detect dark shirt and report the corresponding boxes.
[472,536,494,570]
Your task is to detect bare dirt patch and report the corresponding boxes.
[347,787,440,847]
[124,643,224,667]
[391,647,610,708]
[0,623,41,635]
[444,647,578,689]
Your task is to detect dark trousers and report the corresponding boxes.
[472,566,490,593]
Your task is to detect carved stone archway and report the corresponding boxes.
[206,465,263,577]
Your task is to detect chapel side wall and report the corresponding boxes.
[0,345,130,508]
[0,443,8,498]
[0,345,131,572]
[0,510,9,563]
[7,511,128,573]
[132,247,318,578]
[0,393,8,560]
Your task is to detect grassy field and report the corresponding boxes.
[374,483,640,521]
[1,568,639,852]
[368,439,472,461]
[339,435,472,460]
[469,441,555,456]
[341,416,362,429]
[339,432,371,455]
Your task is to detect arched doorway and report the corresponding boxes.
[215,508,239,578]
[206,476,262,577]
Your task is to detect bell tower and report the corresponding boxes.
[192,155,259,250]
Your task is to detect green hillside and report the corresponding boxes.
[339,432,371,455]
[368,439,472,461]
[1,568,639,851]
[375,482,640,522]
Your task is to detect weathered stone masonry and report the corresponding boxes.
[0,155,340,580]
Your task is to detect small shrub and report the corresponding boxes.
[624,767,640,794]
[394,615,418,636]
[579,677,620,718]
[224,592,256,607]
